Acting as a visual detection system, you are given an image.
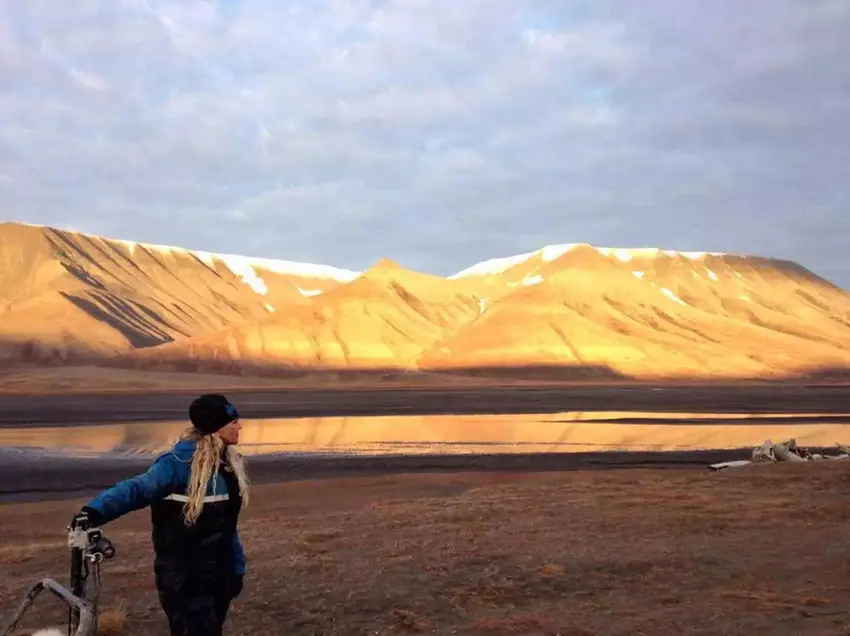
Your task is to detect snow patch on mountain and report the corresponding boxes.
[597,247,640,262]
[216,255,271,295]
[597,247,722,262]
[117,239,138,257]
[449,250,539,278]
[23,223,360,284]
[540,244,580,262]
[661,288,687,306]
[449,243,584,278]
[20,223,361,302]
[451,243,729,278]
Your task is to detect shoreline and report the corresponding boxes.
[0,383,848,426]
[2,384,846,507]
[0,447,754,505]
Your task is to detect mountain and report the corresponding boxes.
[0,222,356,362]
[128,257,482,370]
[2,224,850,379]
[434,243,850,375]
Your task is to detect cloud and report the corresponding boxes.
[0,0,848,285]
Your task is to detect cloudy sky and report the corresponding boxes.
[1,1,848,285]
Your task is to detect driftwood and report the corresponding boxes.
[710,439,850,471]
[772,442,807,463]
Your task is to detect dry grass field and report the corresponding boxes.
[2,461,850,635]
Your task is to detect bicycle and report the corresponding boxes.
[0,516,117,636]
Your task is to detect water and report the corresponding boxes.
[0,411,848,459]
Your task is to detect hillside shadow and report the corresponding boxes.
[106,354,850,385]
[59,292,176,349]
[2,332,850,390]
[2,350,850,422]
[47,227,147,281]
[0,336,105,366]
[106,357,630,382]
[427,364,628,381]
[780,366,850,385]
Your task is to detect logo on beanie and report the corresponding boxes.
[226,404,237,418]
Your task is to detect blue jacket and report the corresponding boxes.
[85,439,246,578]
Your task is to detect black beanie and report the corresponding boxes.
[189,394,239,435]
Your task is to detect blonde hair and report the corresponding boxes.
[178,427,250,526]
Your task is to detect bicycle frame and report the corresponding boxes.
[0,524,116,636]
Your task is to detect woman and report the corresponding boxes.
[71,394,250,636]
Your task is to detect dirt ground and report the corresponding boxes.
[5,365,846,397]
[2,462,849,635]
[2,364,848,397]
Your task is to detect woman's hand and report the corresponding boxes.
[69,510,92,530]
[69,507,102,529]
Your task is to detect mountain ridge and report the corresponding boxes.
[2,221,849,379]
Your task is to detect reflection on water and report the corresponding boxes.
[0,411,849,459]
